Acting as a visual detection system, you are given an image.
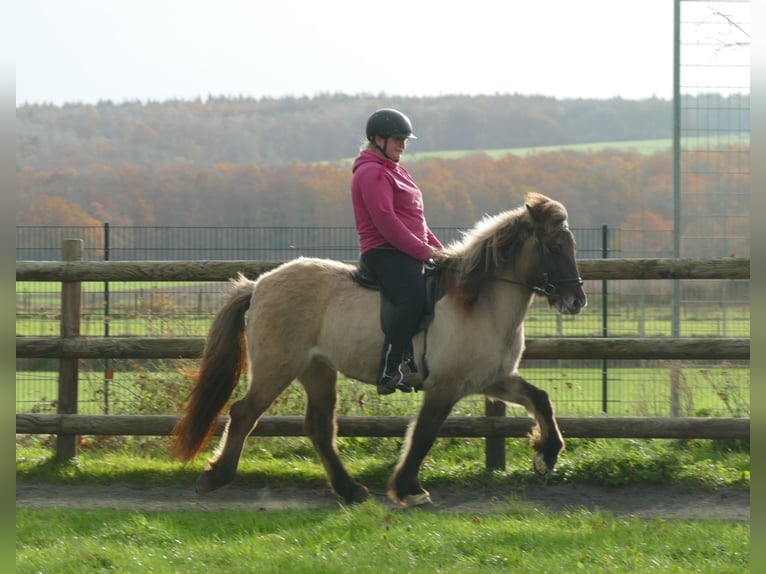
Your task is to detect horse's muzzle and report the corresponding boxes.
[556,290,587,314]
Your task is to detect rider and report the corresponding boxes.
[351,108,443,395]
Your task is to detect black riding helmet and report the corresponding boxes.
[365,108,417,141]
[366,108,416,161]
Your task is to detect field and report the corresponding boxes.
[15,502,750,573]
[16,435,750,573]
[326,133,751,165]
[405,133,751,161]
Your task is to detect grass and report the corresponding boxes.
[404,133,751,162]
[15,434,751,491]
[14,307,752,340]
[14,291,752,339]
[16,505,749,573]
[16,437,750,573]
[329,134,751,165]
[16,280,214,293]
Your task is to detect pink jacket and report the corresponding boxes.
[351,150,442,261]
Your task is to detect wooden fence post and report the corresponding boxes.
[485,398,506,470]
[56,239,82,461]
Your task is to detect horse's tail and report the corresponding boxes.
[171,273,255,461]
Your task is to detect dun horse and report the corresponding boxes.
[172,192,587,506]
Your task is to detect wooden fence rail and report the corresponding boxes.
[16,252,751,466]
[15,336,750,361]
[16,256,750,282]
[16,414,749,440]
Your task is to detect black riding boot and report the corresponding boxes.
[377,343,420,395]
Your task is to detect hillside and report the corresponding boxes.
[15,93,749,259]
[17,93,677,169]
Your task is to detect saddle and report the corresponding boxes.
[351,258,446,382]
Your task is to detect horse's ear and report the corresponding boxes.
[526,193,567,230]
[525,199,544,224]
[525,192,547,221]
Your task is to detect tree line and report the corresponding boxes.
[15,93,749,258]
[16,92,682,170]
[15,146,749,258]
[16,93,748,171]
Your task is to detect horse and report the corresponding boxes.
[171,192,587,506]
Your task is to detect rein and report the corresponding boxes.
[493,235,582,296]
[494,274,583,296]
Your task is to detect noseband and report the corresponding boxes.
[494,233,583,296]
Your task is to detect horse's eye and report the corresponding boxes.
[549,243,562,255]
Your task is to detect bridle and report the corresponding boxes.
[493,233,583,296]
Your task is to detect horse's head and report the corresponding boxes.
[521,193,587,314]
[442,193,587,314]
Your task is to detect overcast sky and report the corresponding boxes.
[14,0,677,106]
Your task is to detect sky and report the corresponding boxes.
[14,0,677,106]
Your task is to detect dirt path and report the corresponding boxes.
[16,481,749,521]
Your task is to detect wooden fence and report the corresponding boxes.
[16,241,750,467]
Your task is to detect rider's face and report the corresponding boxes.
[375,135,408,162]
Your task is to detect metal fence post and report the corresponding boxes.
[103,222,111,414]
[56,239,83,461]
[601,224,609,414]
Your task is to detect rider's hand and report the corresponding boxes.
[429,249,447,264]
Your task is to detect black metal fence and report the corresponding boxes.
[16,225,750,419]
[16,224,621,262]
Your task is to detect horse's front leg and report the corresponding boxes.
[388,387,459,506]
[485,373,564,475]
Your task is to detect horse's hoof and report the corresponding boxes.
[339,484,370,504]
[195,472,224,494]
[404,492,433,507]
[533,452,550,476]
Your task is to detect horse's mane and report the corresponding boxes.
[440,192,568,309]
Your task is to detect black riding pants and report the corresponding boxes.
[361,248,426,365]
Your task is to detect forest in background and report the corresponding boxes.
[15,93,750,258]
[17,93,679,168]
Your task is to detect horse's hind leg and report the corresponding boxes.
[298,361,369,504]
[196,372,293,494]
[388,387,460,506]
[485,374,564,475]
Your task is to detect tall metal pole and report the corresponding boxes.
[672,0,681,289]
[670,0,682,416]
